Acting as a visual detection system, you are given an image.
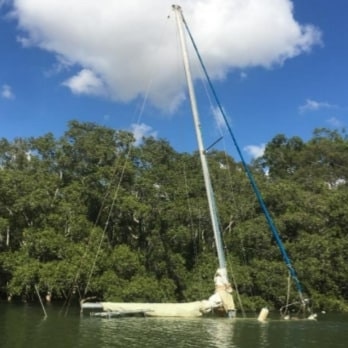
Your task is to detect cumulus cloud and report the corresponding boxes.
[1,84,15,99]
[130,123,157,145]
[6,0,321,110]
[244,144,266,159]
[299,99,337,113]
[62,69,107,96]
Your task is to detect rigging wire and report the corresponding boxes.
[64,154,125,311]
[80,15,174,300]
[281,272,292,318]
[226,255,246,318]
[83,158,128,297]
[82,76,155,297]
[182,162,206,299]
[194,56,247,314]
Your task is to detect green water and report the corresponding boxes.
[0,303,347,348]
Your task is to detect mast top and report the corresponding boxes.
[172,4,182,11]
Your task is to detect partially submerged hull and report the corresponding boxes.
[82,300,212,317]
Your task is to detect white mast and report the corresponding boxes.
[173,5,236,317]
[172,5,227,273]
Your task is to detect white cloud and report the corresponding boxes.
[211,106,235,136]
[244,144,266,159]
[327,117,342,128]
[130,123,157,145]
[62,69,107,96]
[212,106,226,130]
[1,84,15,99]
[8,0,321,110]
[44,55,73,77]
[299,99,337,113]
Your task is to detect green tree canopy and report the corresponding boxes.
[0,124,347,312]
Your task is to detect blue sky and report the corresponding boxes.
[0,0,347,161]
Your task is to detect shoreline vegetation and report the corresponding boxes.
[0,121,347,313]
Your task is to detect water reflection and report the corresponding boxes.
[79,316,273,348]
[76,311,348,348]
[80,316,238,348]
[259,322,269,347]
[79,316,274,348]
[203,318,236,348]
[2,303,348,348]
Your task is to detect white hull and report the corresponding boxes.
[82,300,213,317]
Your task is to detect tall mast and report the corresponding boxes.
[172,5,227,272]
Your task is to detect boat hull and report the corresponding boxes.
[82,301,211,317]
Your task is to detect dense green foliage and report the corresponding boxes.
[0,122,347,312]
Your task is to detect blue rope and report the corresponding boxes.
[182,16,305,301]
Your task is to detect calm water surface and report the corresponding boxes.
[0,303,347,348]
